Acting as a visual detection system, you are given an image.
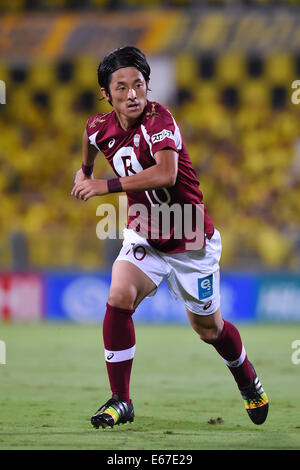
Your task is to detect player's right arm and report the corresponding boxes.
[73,128,99,184]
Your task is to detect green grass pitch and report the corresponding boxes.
[0,322,299,450]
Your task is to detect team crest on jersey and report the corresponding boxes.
[134,134,140,147]
[151,129,173,144]
[108,138,115,148]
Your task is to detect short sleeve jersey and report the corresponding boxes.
[86,100,214,253]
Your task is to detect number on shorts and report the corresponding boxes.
[125,243,146,261]
[125,243,136,255]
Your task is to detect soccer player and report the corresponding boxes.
[71,46,269,428]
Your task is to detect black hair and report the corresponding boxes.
[97,46,151,100]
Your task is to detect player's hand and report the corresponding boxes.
[74,168,94,184]
[71,179,108,201]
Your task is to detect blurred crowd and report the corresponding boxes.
[1,0,300,11]
[175,52,300,269]
[1,0,300,271]
[1,48,300,271]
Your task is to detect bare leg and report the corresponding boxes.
[186,307,224,343]
[108,259,157,309]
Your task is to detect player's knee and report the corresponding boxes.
[199,328,220,344]
[188,308,224,343]
[107,287,137,310]
[193,325,221,344]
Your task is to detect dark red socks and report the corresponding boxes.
[102,304,253,402]
[102,303,136,403]
[211,320,254,389]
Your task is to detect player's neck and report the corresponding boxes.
[114,110,140,131]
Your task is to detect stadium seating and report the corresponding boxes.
[1,0,300,11]
[1,2,300,270]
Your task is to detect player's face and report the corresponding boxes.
[101,67,148,129]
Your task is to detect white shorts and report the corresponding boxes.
[114,228,222,315]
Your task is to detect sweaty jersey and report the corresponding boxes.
[86,100,214,253]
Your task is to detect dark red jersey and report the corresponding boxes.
[86,100,214,253]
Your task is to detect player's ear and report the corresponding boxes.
[100,87,111,103]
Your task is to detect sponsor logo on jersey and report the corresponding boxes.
[198,274,213,300]
[108,138,115,148]
[112,146,143,177]
[151,129,173,144]
[106,353,114,360]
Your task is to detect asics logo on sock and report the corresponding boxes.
[104,345,136,363]
[229,359,240,367]
[222,345,246,368]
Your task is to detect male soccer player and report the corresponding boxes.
[71,46,268,428]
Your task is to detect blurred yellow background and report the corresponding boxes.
[1,0,300,271]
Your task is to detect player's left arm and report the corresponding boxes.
[71,148,178,201]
